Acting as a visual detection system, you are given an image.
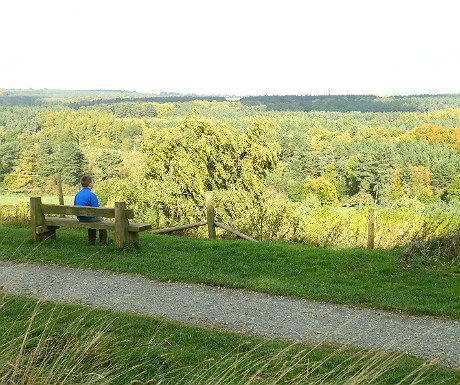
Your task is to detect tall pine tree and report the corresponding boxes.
[56,142,87,185]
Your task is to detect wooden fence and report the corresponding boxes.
[150,191,258,242]
[44,176,377,247]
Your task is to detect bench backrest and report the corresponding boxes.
[41,203,134,219]
[30,197,134,219]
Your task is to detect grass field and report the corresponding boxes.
[0,194,74,206]
[1,225,459,319]
[1,293,459,385]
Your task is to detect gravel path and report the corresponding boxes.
[1,260,459,369]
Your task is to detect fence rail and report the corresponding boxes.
[149,191,258,242]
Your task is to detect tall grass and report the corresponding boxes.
[1,298,131,384]
[2,191,460,250]
[1,294,458,385]
[401,219,460,266]
[0,201,29,226]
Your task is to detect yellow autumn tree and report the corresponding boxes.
[410,166,434,203]
[303,177,339,205]
[389,168,405,199]
[8,143,39,189]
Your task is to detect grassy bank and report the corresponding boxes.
[1,226,459,319]
[1,293,459,385]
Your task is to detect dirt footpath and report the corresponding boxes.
[1,260,459,369]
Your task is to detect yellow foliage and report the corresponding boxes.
[303,177,339,205]
[355,126,391,140]
[447,127,460,149]
[399,123,460,150]
[154,103,175,118]
[341,130,352,143]
[411,166,432,187]
[390,169,405,198]
[10,143,39,189]
[310,137,321,150]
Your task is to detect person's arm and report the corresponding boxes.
[90,193,99,207]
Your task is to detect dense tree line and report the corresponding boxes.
[1,94,460,212]
[68,96,226,109]
[240,94,460,113]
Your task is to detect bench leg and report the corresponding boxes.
[128,231,139,244]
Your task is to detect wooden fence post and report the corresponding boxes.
[205,191,216,239]
[367,208,375,249]
[56,173,64,206]
[114,201,129,248]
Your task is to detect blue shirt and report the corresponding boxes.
[74,187,99,220]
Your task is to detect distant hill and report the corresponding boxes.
[1,89,459,113]
[240,94,460,113]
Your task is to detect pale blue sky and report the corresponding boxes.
[1,0,459,96]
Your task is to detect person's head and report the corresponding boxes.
[80,175,94,188]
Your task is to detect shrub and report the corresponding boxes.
[401,219,460,266]
[303,177,339,205]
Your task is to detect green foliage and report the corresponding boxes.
[298,194,322,214]
[140,113,279,223]
[6,143,39,188]
[303,177,339,205]
[94,149,122,181]
[0,140,21,178]
[95,177,148,213]
[287,181,304,202]
[57,142,87,185]
[36,140,57,179]
[345,141,396,203]
[0,200,29,225]
[2,96,460,244]
[343,191,374,206]
[446,173,460,201]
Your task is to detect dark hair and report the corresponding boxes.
[80,175,93,187]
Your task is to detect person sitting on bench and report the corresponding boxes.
[74,175,108,246]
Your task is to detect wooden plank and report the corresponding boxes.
[151,221,207,234]
[41,204,134,219]
[128,223,152,231]
[36,225,58,234]
[215,222,258,242]
[206,191,216,239]
[43,217,150,232]
[44,217,115,230]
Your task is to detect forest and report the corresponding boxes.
[1,89,460,252]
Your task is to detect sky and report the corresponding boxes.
[1,0,459,96]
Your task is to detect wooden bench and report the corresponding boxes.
[30,197,151,248]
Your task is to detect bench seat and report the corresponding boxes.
[43,217,151,232]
